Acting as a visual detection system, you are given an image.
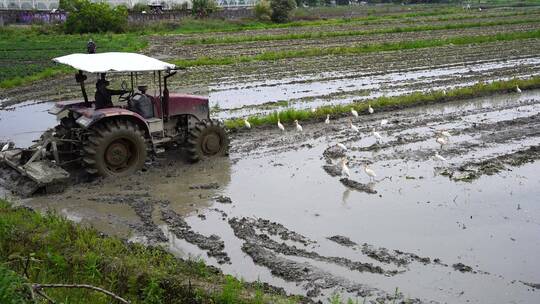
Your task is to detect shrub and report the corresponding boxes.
[254,0,272,21]
[132,2,149,12]
[192,0,218,18]
[270,0,297,23]
[63,0,128,33]
[170,2,190,11]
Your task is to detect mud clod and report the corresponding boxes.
[323,164,343,177]
[214,195,232,204]
[444,145,540,181]
[521,281,540,290]
[327,235,357,247]
[452,263,473,273]
[161,209,230,264]
[323,145,347,159]
[340,178,377,194]
[189,182,219,190]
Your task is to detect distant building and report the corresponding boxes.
[0,0,257,10]
[1,0,58,9]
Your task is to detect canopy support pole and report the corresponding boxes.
[75,71,89,107]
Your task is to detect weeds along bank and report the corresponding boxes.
[0,200,299,304]
[225,77,540,129]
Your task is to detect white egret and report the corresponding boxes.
[368,104,374,114]
[436,136,448,149]
[349,119,359,133]
[440,130,451,138]
[336,143,347,150]
[1,143,9,152]
[340,158,350,178]
[295,120,303,132]
[434,152,447,162]
[325,114,330,125]
[442,89,447,95]
[311,108,316,113]
[277,119,285,132]
[364,165,376,181]
[372,128,383,143]
[351,108,358,118]
[380,119,388,126]
[516,85,522,93]
[244,119,251,129]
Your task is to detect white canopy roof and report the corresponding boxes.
[53,52,176,73]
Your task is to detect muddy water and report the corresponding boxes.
[209,56,540,118]
[2,91,537,302]
[0,101,56,147]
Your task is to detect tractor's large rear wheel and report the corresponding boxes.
[186,119,229,162]
[83,120,147,177]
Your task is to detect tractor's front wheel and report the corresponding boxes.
[186,119,229,162]
[83,120,147,177]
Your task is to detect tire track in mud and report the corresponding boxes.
[219,92,540,301]
[161,209,231,264]
[228,217,404,301]
[227,216,484,301]
[89,194,169,243]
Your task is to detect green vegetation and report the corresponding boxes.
[174,29,540,68]
[254,0,273,21]
[62,0,128,33]
[181,17,540,45]
[0,30,147,89]
[224,77,540,129]
[1,6,538,89]
[0,200,296,304]
[131,2,149,12]
[192,0,219,18]
[151,7,482,35]
[270,0,297,23]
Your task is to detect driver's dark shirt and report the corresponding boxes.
[95,87,126,109]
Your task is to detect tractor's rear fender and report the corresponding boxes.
[73,108,152,139]
[165,94,210,121]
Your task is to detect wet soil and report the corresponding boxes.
[164,12,540,46]
[158,22,540,60]
[162,209,230,264]
[89,193,169,243]
[443,145,540,181]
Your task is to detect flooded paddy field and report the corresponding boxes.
[2,91,539,303]
[1,5,540,303]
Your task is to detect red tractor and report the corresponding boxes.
[0,53,229,195]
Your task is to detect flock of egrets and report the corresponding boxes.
[242,84,525,183]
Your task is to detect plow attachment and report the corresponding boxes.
[0,138,70,197]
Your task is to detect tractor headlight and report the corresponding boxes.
[76,116,92,127]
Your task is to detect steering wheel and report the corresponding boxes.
[118,80,133,103]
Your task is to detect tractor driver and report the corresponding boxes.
[95,79,130,109]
